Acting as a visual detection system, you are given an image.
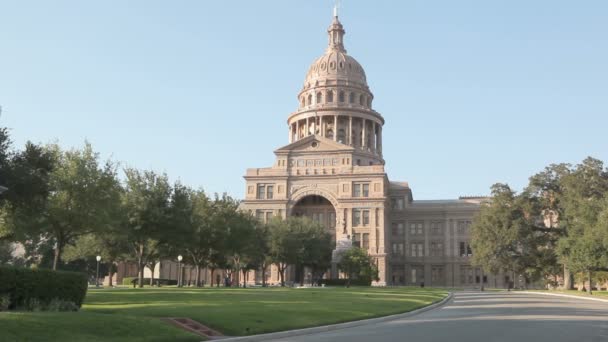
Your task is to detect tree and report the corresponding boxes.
[1,140,55,246]
[268,217,300,287]
[267,217,333,286]
[338,247,377,287]
[122,169,172,287]
[4,143,121,270]
[470,184,547,287]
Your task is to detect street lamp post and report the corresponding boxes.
[177,255,183,287]
[96,255,101,288]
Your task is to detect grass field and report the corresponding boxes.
[0,286,447,341]
[527,289,608,298]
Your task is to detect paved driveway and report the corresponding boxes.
[269,291,608,342]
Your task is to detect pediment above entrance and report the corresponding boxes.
[275,135,355,154]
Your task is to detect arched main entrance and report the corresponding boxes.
[291,195,337,236]
[290,194,337,284]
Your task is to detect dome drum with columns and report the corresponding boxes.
[241,11,493,288]
[288,15,384,161]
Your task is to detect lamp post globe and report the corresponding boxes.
[95,255,101,288]
[177,255,183,287]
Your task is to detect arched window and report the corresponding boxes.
[337,129,346,143]
[349,92,355,104]
[301,96,306,107]
[367,97,372,107]
[359,95,364,106]
[316,92,322,104]
[327,90,334,103]
[308,94,313,106]
[339,91,345,103]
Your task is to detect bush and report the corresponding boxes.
[122,277,177,286]
[122,277,137,286]
[320,278,371,286]
[0,266,88,311]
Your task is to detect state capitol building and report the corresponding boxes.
[240,13,506,287]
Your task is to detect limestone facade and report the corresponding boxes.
[240,14,507,287]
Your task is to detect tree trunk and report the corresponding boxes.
[242,268,247,288]
[195,265,201,287]
[210,268,215,287]
[108,261,114,287]
[149,262,156,287]
[588,270,593,295]
[52,238,64,271]
[262,265,267,287]
[138,243,145,288]
[564,265,574,290]
[278,266,285,287]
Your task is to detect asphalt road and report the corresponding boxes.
[269,291,608,342]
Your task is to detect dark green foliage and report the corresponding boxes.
[319,278,371,286]
[122,277,177,286]
[0,266,87,310]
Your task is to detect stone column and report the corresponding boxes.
[333,115,338,141]
[296,121,300,141]
[306,117,310,136]
[320,116,325,137]
[373,121,377,152]
[348,116,353,145]
[288,124,292,143]
[362,119,366,149]
[378,125,383,154]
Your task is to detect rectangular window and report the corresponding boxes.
[266,185,274,199]
[353,184,361,197]
[431,242,444,256]
[410,243,423,257]
[362,210,370,226]
[362,233,369,249]
[257,185,265,199]
[265,211,273,223]
[391,198,404,210]
[459,241,472,257]
[457,220,471,234]
[329,212,336,228]
[353,234,361,248]
[431,221,443,235]
[352,183,369,197]
[392,243,404,256]
[431,266,443,283]
[410,266,424,284]
[409,222,423,235]
[353,209,361,226]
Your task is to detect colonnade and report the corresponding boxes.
[288,115,382,154]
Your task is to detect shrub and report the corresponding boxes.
[320,278,371,286]
[0,266,88,311]
[47,298,78,312]
[122,277,177,286]
[0,294,10,311]
[122,277,137,286]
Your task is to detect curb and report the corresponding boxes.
[215,292,453,342]
[518,291,608,304]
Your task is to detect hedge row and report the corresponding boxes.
[122,277,177,286]
[320,278,372,286]
[0,266,88,310]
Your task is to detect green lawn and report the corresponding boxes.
[527,289,608,298]
[0,286,447,341]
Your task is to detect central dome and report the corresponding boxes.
[303,16,368,89]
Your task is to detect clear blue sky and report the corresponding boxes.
[1,1,607,200]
